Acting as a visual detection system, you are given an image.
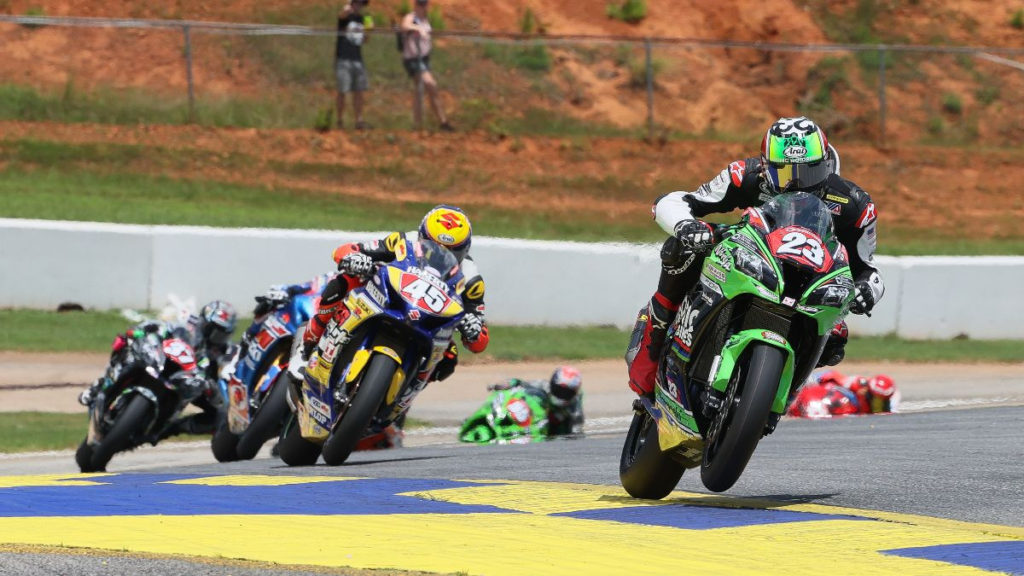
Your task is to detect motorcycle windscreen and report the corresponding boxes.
[760,192,837,273]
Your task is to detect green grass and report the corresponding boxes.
[468,325,632,362]
[0,412,207,453]
[0,309,129,353]
[845,335,1024,363]
[0,412,89,453]
[1,310,1021,363]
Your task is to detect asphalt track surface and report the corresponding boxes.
[0,404,1022,575]
[1,358,1023,575]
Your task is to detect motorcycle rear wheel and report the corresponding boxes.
[89,394,154,472]
[235,366,291,460]
[700,343,785,492]
[277,413,322,466]
[321,354,398,466]
[619,409,685,500]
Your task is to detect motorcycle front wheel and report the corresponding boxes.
[88,394,154,472]
[700,343,784,492]
[619,409,685,500]
[75,438,96,473]
[235,366,291,460]
[277,412,322,466]
[321,354,398,466]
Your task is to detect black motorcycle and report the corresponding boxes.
[76,330,210,472]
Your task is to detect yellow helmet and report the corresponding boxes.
[419,205,472,261]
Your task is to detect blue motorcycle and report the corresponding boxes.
[211,284,323,461]
[277,237,466,466]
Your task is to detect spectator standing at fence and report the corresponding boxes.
[401,0,454,132]
[335,0,374,130]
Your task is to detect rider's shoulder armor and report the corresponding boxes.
[818,174,877,235]
[460,256,486,311]
[684,157,767,218]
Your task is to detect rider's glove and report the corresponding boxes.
[458,313,484,342]
[338,252,375,278]
[849,280,876,315]
[673,219,715,253]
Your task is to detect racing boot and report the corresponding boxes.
[817,321,849,368]
[77,377,107,407]
[626,293,679,396]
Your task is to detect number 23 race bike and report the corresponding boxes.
[621,192,856,496]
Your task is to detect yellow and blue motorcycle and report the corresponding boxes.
[277,238,466,466]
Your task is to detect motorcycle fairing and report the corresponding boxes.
[710,330,796,415]
[639,393,703,466]
[227,292,318,434]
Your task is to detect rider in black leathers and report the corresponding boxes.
[79,300,238,438]
[627,116,885,397]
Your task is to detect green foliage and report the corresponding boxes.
[20,5,46,28]
[606,0,647,24]
[627,56,664,90]
[520,7,539,35]
[801,56,850,111]
[926,115,945,135]
[976,85,999,106]
[481,42,551,73]
[313,106,335,132]
[941,92,963,115]
[515,44,552,72]
[1011,9,1024,30]
[427,6,446,31]
[396,0,412,17]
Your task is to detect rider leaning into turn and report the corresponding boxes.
[293,204,489,384]
[79,300,239,438]
[627,116,885,397]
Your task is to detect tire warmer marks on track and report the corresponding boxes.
[0,474,1021,576]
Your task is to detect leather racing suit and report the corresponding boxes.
[627,156,884,396]
[300,230,489,383]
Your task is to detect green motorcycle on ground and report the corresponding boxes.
[621,192,856,497]
[458,380,549,444]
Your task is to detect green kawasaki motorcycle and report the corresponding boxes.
[621,192,856,496]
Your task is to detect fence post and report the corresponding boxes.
[645,38,654,141]
[877,45,887,147]
[182,24,196,123]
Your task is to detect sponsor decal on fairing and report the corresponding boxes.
[761,331,788,345]
[756,284,780,302]
[704,263,728,284]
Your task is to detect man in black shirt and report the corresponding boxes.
[335,0,373,129]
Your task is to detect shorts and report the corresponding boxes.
[336,59,369,93]
[402,56,431,78]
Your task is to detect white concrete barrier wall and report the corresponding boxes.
[1,218,1021,339]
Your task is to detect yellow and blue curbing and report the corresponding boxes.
[0,473,1021,575]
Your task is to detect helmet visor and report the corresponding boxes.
[764,160,830,192]
[549,383,577,406]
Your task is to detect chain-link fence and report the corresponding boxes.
[2,15,1023,146]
